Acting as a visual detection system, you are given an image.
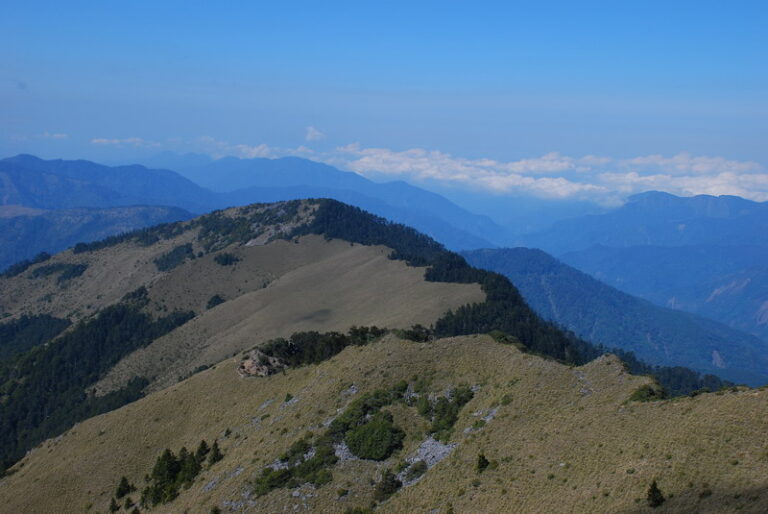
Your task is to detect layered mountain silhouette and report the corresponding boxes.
[463,247,768,385]
[0,154,503,271]
[522,191,768,345]
[177,155,506,248]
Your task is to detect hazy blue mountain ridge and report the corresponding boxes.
[463,247,768,386]
[1,154,217,213]
[523,190,768,254]
[0,205,193,272]
[0,154,503,271]
[177,155,508,247]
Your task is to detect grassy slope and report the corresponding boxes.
[2,335,766,514]
[0,201,316,322]
[95,235,484,394]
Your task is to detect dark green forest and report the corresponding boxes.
[260,326,387,367]
[0,314,70,361]
[0,292,193,472]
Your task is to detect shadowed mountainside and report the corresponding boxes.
[463,247,768,385]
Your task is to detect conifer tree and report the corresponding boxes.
[476,453,490,473]
[116,475,134,498]
[647,480,665,508]
[108,497,120,513]
[208,441,223,466]
[177,447,201,487]
[196,440,210,462]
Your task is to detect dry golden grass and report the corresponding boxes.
[0,226,200,322]
[95,235,484,394]
[0,201,317,322]
[2,335,767,514]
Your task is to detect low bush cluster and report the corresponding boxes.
[417,384,474,442]
[252,384,406,498]
[154,243,194,271]
[213,253,240,266]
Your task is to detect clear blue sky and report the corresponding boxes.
[2,1,767,167]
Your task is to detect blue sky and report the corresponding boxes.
[2,1,767,202]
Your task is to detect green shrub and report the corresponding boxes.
[373,469,402,502]
[405,460,428,481]
[29,262,88,284]
[422,385,474,441]
[628,384,666,402]
[213,253,240,266]
[154,243,194,272]
[345,412,405,460]
[206,295,225,309]
[416,396,432,417]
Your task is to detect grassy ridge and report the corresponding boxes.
[290,199,732,394]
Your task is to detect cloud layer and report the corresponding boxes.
[84,133,768,204]
[330,146,767,204]
[91,137,160,148]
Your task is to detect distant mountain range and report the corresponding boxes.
[0,154,215,213]
[522,191,768,344]
[522,190,768,254]
[562,245,768,343]
[175,155,507,248]
[4,153,766,361]
[0,154,507,270]
[463,247,768,385]
[0,205,192,271]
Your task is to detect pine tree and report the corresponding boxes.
[177,447,202,487]
[476,453,490,473]
[116,475,134,498]
[208,441,223,466]
[195,440,210,462]
[647,479,666,508]
[108,497,120,513]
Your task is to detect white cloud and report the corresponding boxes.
[197,136,273,159]
[233,143,271,158]
[619,152,761,175]
[39,132,68,140]
[325,145,768,203]
[83,133,767,203]
[305,126,326,142]
[90,137,160,148]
